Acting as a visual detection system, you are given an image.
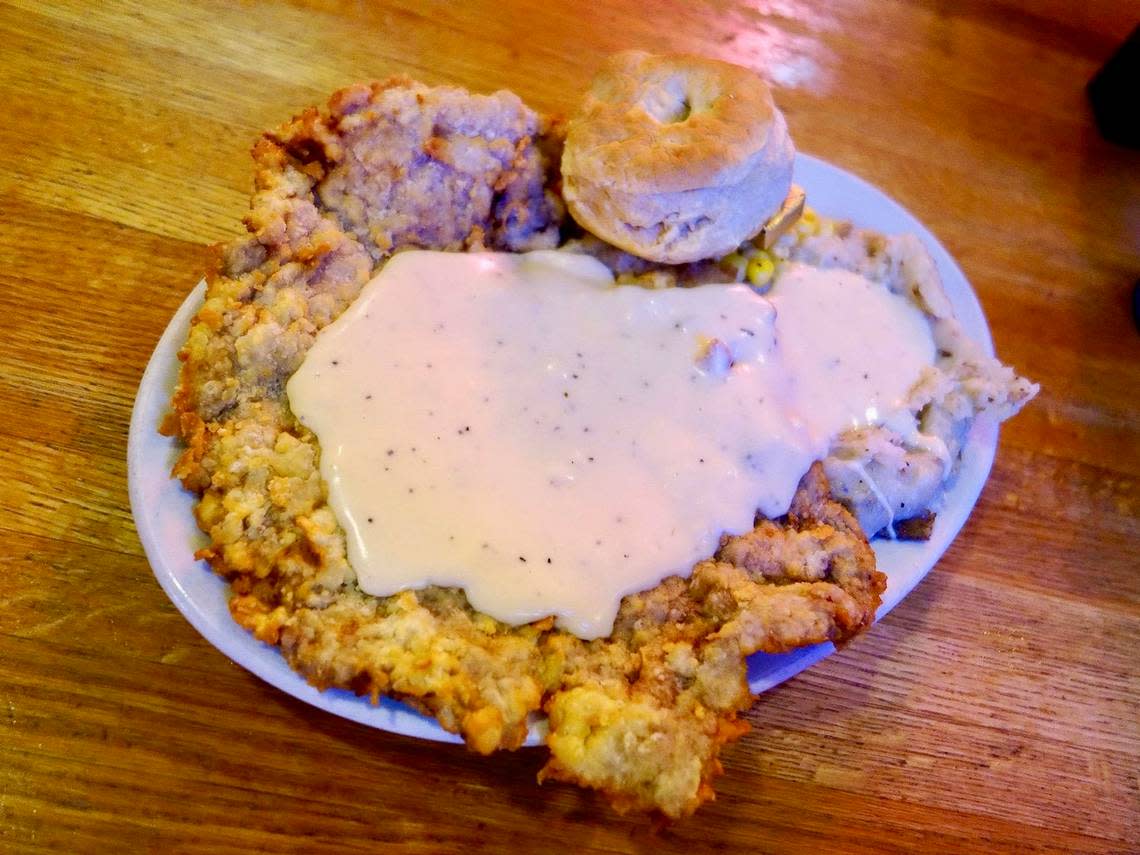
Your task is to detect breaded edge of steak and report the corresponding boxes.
[160,78,884,820]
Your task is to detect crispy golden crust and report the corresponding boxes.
[164,79,884,819]
[561,51,794,263]
[537,463,882,817]
[564,51,785,193]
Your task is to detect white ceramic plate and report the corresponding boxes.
[128,153,997,746]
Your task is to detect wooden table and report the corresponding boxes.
[2,1,1137,851]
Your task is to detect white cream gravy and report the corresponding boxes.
[287,250,935,639]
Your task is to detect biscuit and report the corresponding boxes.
[561,51,795,264]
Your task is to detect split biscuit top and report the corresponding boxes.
[565,51,784,191]
[562,51,795,264]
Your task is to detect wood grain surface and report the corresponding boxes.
[2,0,1138,852]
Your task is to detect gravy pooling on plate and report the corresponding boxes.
[287,250,936,638]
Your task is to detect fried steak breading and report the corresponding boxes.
[539,464,882,816]
[163,79,884,819]
[165,77,563,436]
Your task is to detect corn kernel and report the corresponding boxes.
[718,252,748,281]
[746,252,776,291]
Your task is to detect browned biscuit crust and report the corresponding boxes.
[561,51,794,263]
